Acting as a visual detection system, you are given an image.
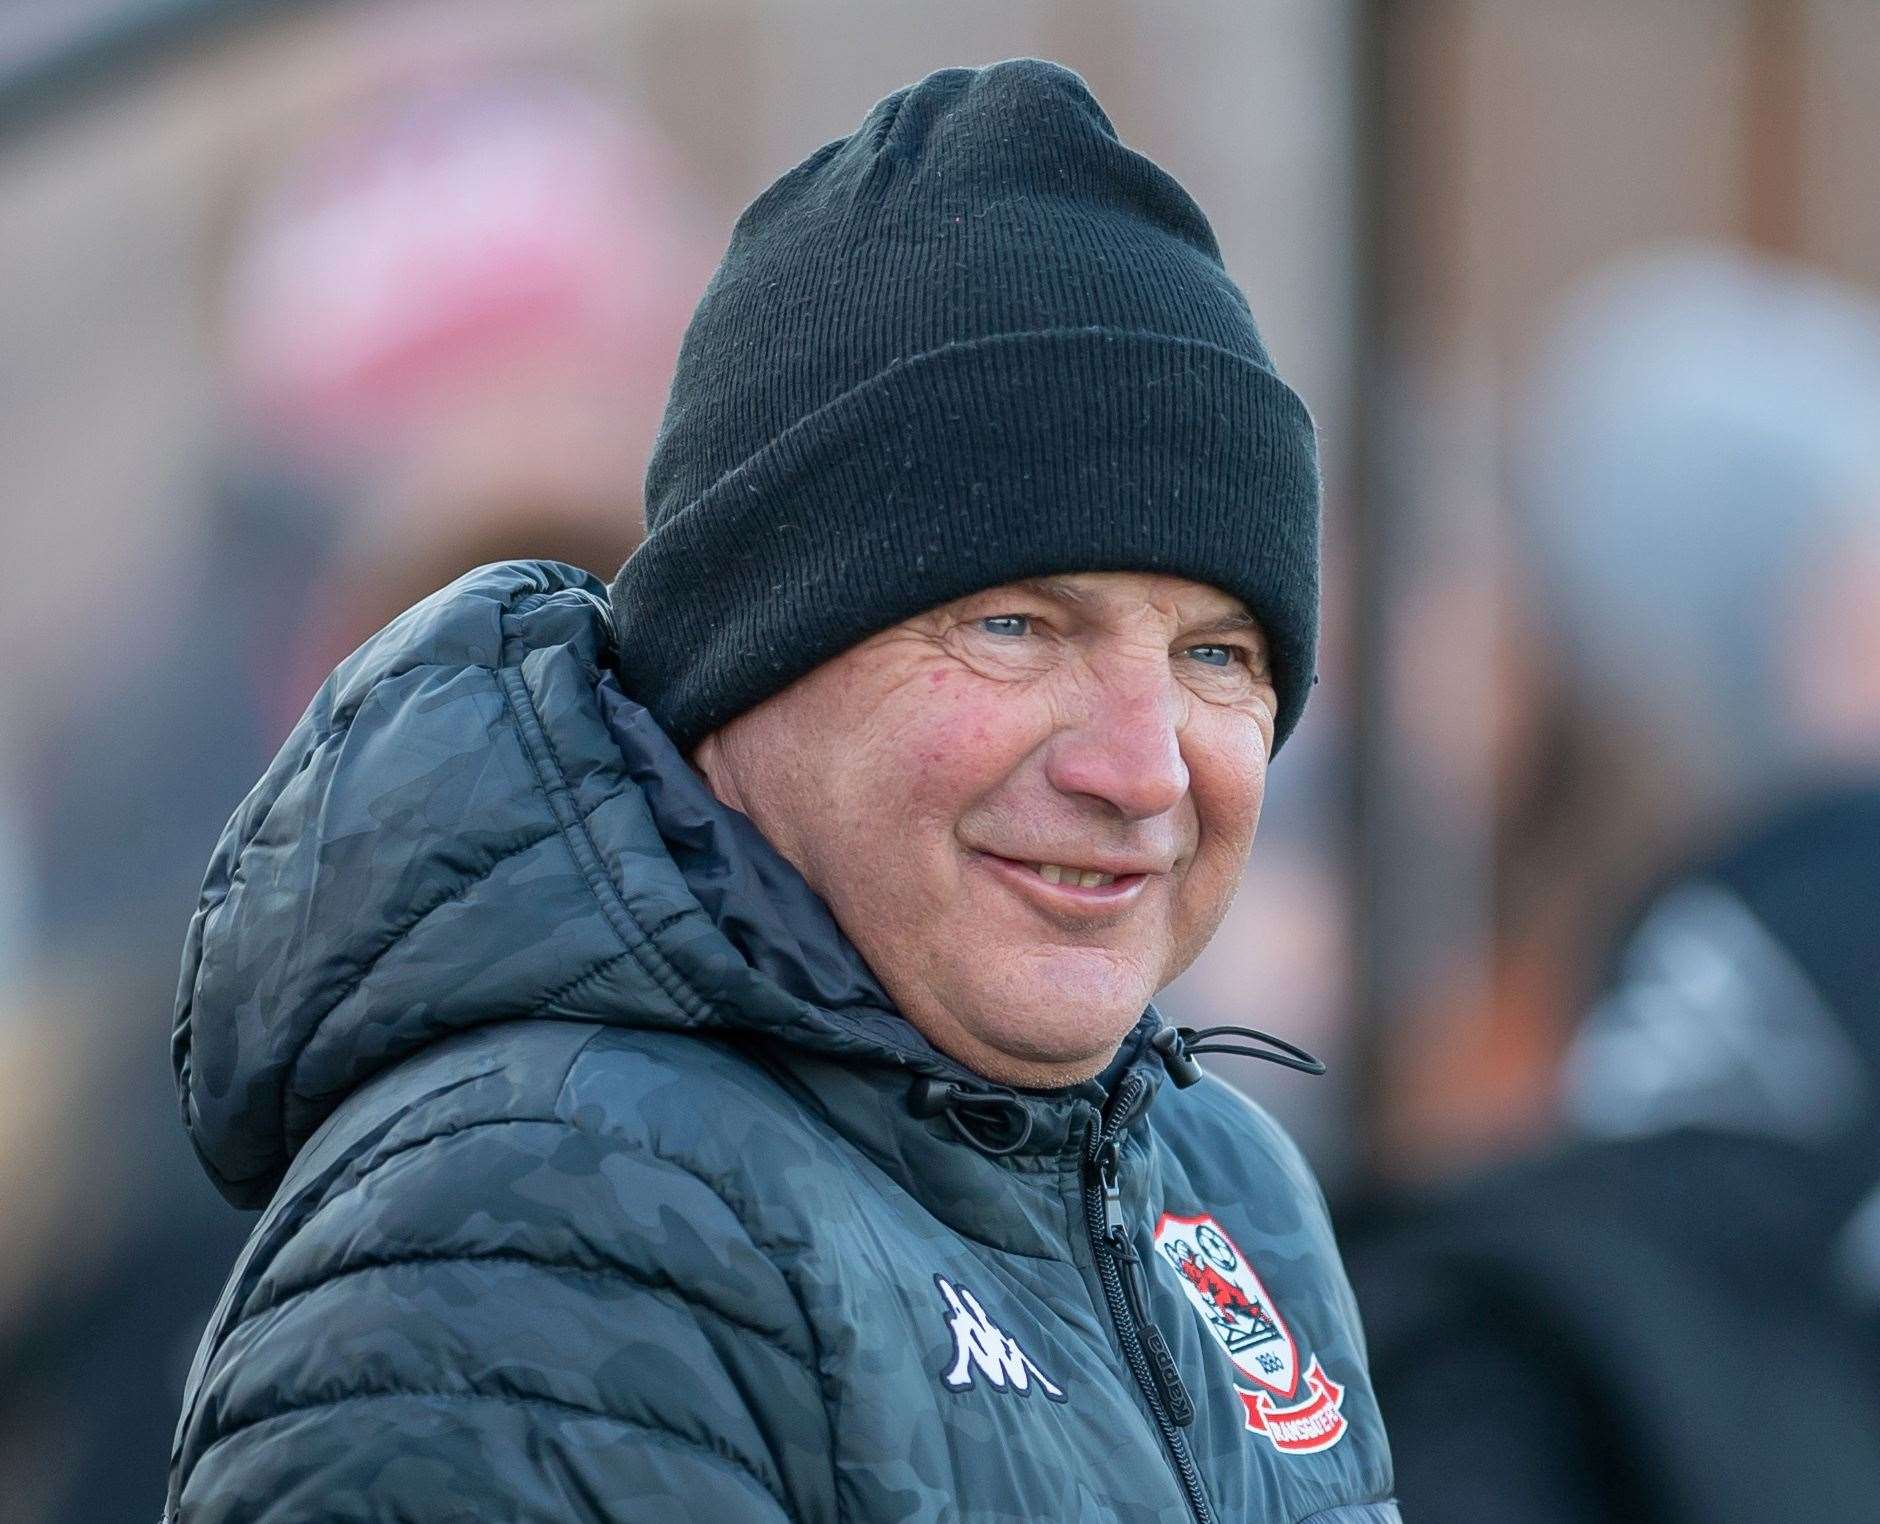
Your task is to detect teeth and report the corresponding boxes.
[1030,863,1116,889]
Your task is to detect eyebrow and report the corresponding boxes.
[1010,576,1092,606]
[1007,578,1259,628]
[1184,609,1260,636]
[1006,578,1268,655]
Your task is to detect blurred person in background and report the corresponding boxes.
[1,62,701,1524]
[1344,248,1880,1522]
[1376,245,1880,1172]
[223,66,702,722]
[1515,245,1880,809]
[1352,784,1880,1523]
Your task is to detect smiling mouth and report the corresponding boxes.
[1030,862,1117,888]
[974,852,1155,911]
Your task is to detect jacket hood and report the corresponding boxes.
[174,560,984,1207]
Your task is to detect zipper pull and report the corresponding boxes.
[1099,1146,1127,1239]
[1139,1320,1196,1428]
[1102,1153,1198,1430]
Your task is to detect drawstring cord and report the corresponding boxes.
[907,1076,1035,1155]
[1150,1023,1325,1087]
[908,1022,1323,1151]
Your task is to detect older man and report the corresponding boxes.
[166,61,1397,1523]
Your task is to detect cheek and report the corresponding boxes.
[1183,724,1270,893]
[866,674,1043,826]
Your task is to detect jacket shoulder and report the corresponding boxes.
[170,1021,833,1520]
[244,1018,821,1329]
[1153,1071,1327,1213]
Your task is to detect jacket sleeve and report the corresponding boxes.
[168,1113,831,1523]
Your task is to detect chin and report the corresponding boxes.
[967,953,1153,1069]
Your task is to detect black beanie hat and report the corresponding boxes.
[609,59,1320,753]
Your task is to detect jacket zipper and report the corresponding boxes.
[1083,1071,1216,1524]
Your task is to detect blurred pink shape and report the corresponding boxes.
[222,70,701,463]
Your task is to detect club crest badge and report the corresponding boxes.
[1153,1211,1348,1455]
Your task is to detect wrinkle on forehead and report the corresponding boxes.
[1002,570,1251,617]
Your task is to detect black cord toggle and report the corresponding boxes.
[907,1076,1036,1155]
[1150,1024,1326,1089]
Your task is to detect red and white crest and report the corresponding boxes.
[1155,1211,1298,1395]
[1153,1211,1348,1455]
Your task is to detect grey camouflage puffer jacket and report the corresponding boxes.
[166,561,1398,1523]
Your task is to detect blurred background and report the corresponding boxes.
[3,2,1879,1519]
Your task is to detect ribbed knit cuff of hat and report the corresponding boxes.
[610,325,1317,753]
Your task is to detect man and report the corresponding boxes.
[165,61,1397,1522]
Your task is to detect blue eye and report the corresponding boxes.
[1186,644,1235,668]
[979,615,1031,638]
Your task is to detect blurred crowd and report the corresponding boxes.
[4,3,1880,1521]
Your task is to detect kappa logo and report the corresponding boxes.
[1154,1211,1348,1455]
[934,1275,1066,1402]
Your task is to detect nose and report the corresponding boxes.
[1043,655,1190,821]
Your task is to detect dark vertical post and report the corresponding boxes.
[1343,0,1430,1182]
[1742,0,1806,257]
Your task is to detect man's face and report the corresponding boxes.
[692,572,1278,1086]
